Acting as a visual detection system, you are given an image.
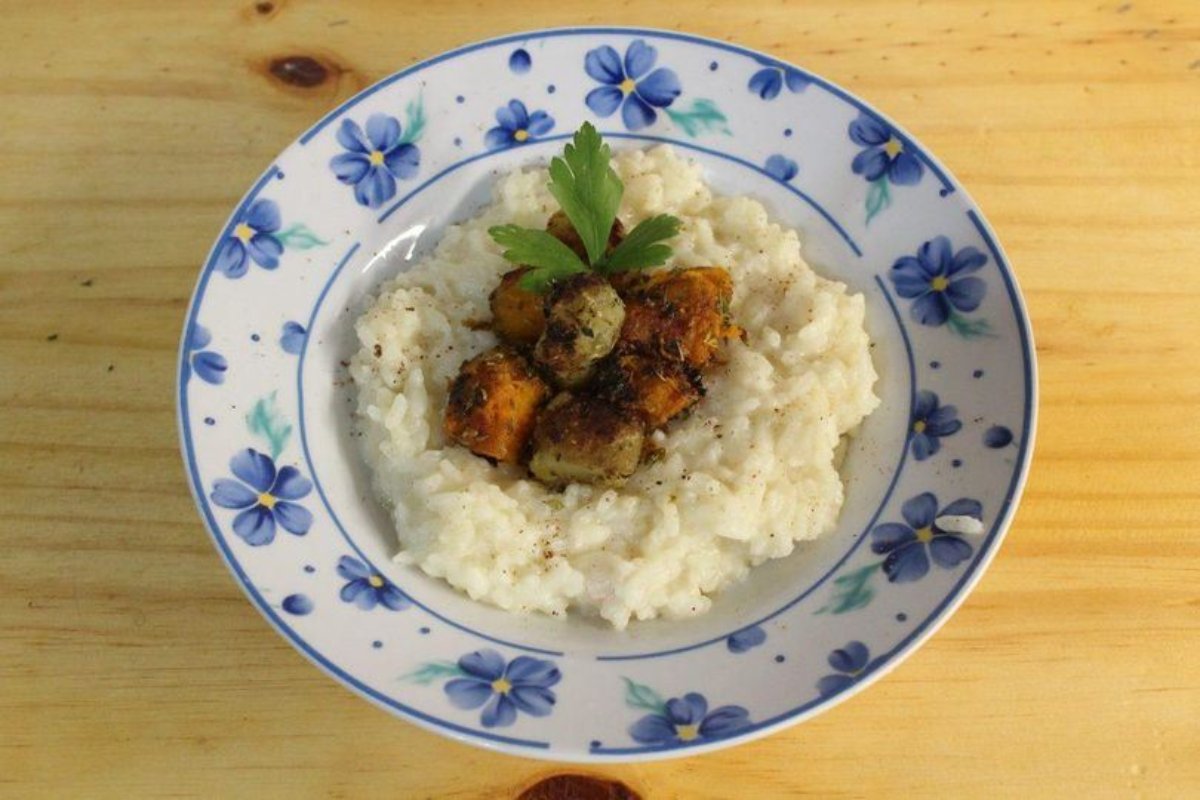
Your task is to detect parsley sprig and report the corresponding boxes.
[488,122,682,293]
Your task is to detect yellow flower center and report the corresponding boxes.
[257,492,276,509]
[883,137,904,159]
[368,150,385,166]
[618,77,636,94]
[913,420,927,434]
[930,276,950,292]
[491,677,512,695]
[367,574,385,589]
[234,223,255,244]
[675,723,700,742]
[916,526,934,544]
[513,129,529,142]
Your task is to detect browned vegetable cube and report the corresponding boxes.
[489,267,546,346]
[545,210,625,262]
[443,346,549,463]
[595,349,703,430]
[534,273,626,388]
[529,393,644,488]
[616,267,741,370]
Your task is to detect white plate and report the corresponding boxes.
[178,27,1036,761]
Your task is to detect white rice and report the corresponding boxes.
[349,146,879,629]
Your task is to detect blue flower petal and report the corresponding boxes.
[336,555,369,581]
[244,199,281,233]
[271,466,312,500]
[849,113,890,146]
[883,541,931,583]
[495,99,528,132]
[584,45,624,84]
[378,584,410,611]
[911,432,937,460]
[365,114,401,152]
[784,69,810,92]
[458,649,506,681]
[188,324,212,351]
[726,625,767,653]
[925,405,962,437]
[280,321,306,355]
[331,152,371,185]
[232,505,275,546]
[946,276,986,312]
[851,146,889,181]
[891,266,933,300]
[192,351,227,385]
[668,693,708,725]
[817,673,855,697]
[336,118,371,154]
[748,68,782,100]
[526,110,555,136]
[636,68,681,108]
[829,641,870,672]
[273,501,312,536]
[354,166,396,209]
[445,677,493,710]
[585,85,624,117]
[918,236,954,275]
[347,580,379,610]
[630,713,677,745]
[949,246,988,276]
[912,291,952,326]
[485,126,514,150]
[248,232,282,270]
[621,93,658,131]
[913,390,938,420]
[508,48,531,74]
[215,238,249,278]
[508,685,555,717]
[384,143,420,181]
[481,693,517,728]
[939,497,983,520]
[888,150,924,186]
[230,448,276,493]
[700,705,750,737]
[211,479,257,509]
[624,39,657,80]
[902,492,939,529]
[871,522,916,554]
[984,425,1014,448]
[764,154,798,183]
[505,656,561,687]
[929,535,973,569]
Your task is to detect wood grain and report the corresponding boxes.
[2,1,1198,797]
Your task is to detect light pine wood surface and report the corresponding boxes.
[2,1,1198,797]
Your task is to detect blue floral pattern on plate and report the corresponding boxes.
[911,390,962,460]
[185,324,227,385]
[871,493,982,583]
[849,112,924,223]
[210,449,313,546]
[331,110,422,208]
[485,100,555,149]
[890,235,991,337]
[816,642,876,696]
[336,556,410,611]
[623,679,751,746]
[584,40,681,130]
[439,649,561,728]
[748,56,810,99]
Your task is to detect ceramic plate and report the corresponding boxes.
[178,27,1035,762]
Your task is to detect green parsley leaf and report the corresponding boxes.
[487,224,588,293]
[595,214,682,274]
[546,122,624,265]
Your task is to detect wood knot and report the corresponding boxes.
[517,774,640,800]
[254,1,274,13]
[268,55,330,88]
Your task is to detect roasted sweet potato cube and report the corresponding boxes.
[596,350,703,429]
[616,267,741,369]
[443,346,549,463]
[529,393,644,488]
[489,268,546,346]
[545,210,625,262]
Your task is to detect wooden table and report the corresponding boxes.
[3,1,1198,797]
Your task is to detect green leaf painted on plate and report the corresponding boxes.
[402,661,465,685]
[945,310,994,339]
[399,95,426,145]
[622,677,667,714]
[865,177,891,225]
[276,223,328,250]
[245,392,292,460]
[663,99,731,137]
[817,561,883,615]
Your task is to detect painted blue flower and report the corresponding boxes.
[211,448,313,546]
[871,493,981,583]
[726,625,767,653]
[911,390,961,460]
[849,112,923,186]
[890,236,988,327]
[508,48,531,74]
[215,199,284,278]
[764,154,798,182]
[186,324,227,385]
[280,321,306,355]
[816,641,873,696]
[330,114,420,208]
[485,100,555,150]
[584,40,681,130]
[630,692,750,745]
[336,556,410,611]
[444,649,561,728]
[748,57,810,100]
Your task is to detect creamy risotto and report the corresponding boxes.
[349,145,879,629]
